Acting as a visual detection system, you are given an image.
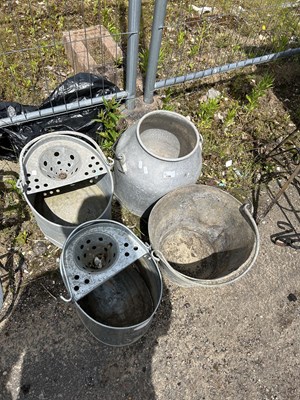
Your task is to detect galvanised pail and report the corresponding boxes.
[18,131,114,248]
[114,110,203,217]
[60,219,163,347]
[148,184,259,287]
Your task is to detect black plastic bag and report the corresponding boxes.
[0,73,120,160]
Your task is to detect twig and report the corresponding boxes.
[39,282,57,301]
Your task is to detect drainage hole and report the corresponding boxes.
[75,167,78,172]
[125,252,130,257]
[86,239,91,244]
[50,167,53,171]
[77,256,80,261]
[43,161,47,166]
[91,156,95,160]
[57,161,61,165]
[98,237,103,241]
[109,242,113,247]
[27,187,31,191]
[34,178,39,182]
[95,161,100,165]
[88,164,92,168]
[84,172,89,176]
[80,245,84,249]
[26,180,30,184]
[83,253,86,258]
[84,279,90,284]
[27,173,31,177]
[54,152,59,157]
[74,286,79,291]
[99,167,103,171]
[70,154,74,160]
[35,185,40,189]
[113,253,116,257]
[67,163,71,167]
[134,246,138,251]
[104,247,107,252]
[92,246,96,250]
[124,243,129,247]
[44,183,48,187]
[92,170,96,173]
[74,275,80,280]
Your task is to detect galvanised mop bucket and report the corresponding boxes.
[60,219,162,347]
[18,131,114,248]
[114,110,203,217]
[148,184,259,287]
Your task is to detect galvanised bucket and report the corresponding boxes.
[114,110,203,217]
[148,184,259,287]
[60,219,163,347]
[18,131,114,248]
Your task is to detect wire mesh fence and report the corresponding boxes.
[0,0,144,131]
[144,0,300,101]
[1,1,299,114]
[0,1,128,104]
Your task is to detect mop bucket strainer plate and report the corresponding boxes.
[148,184,259,287]
[20,132,107,194]
[60,220,148,302]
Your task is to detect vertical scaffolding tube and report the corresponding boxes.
[144,0,168,104]
[126,0,142,109]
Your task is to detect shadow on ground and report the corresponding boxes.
[0,269,172,400]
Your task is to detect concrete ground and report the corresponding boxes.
[0,174,299,400]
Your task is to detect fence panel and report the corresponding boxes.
[144,0,300,102]
[0,0,141,127]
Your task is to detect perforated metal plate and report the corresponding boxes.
[21,134,107,194]
[60,220,149,302]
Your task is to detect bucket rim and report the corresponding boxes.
[136,110,202,162]
[148,184,260,287]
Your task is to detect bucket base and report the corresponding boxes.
[34,182,108,225]
[78,265,154,327]
[160,227,217,279]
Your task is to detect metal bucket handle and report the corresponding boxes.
[151,202,259,287]
[18,130,113,187]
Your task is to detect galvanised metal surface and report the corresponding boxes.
[19,131,114,248]
[148,184,260,287]
[19,133,107,195]
[114,110,203,217]
[60,220,148,302]
[60,219,163,347]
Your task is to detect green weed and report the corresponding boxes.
[95,97,124,154]
[15,230,28,246]
[244,74,274,113]
[197,97,220,128]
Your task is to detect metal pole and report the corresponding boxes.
[154,48,300,90]
[0,91,128,128]
[126,0,142,110]
[143,0,168,104]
